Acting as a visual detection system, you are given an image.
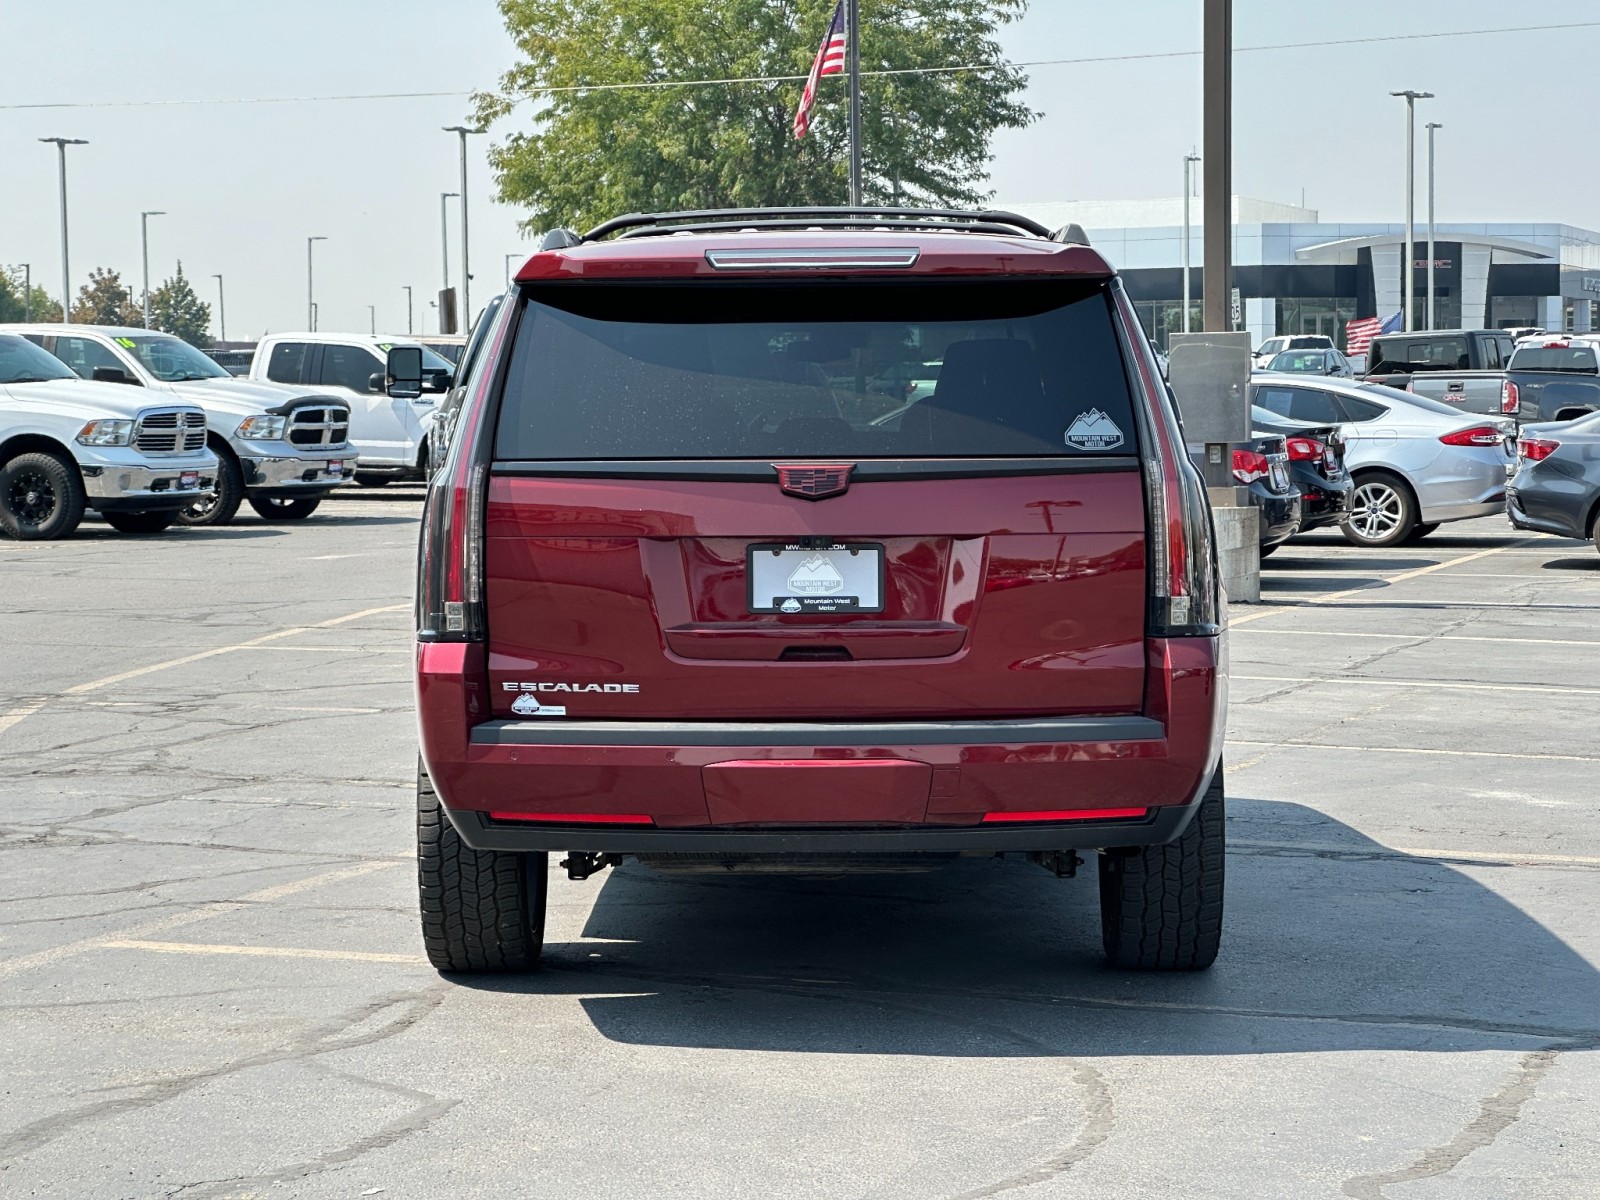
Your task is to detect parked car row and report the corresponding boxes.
[0,323,458,539]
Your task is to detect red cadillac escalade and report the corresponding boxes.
[411,207,1226,974]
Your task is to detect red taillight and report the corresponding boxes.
[488,812,655,825]
[1439,425,1504,447]
[1501,379,1520,415]
[981,807,1150,823]
[1113,287,1217,636]
[1519,437,1560,462]
[1231,448,1270,483]
[417,302,515,642]
[1284,436,1325,462]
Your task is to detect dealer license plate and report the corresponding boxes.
[179,471,199,490]
[327,460,344,476]
[747,542,884,614]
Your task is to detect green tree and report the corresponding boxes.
[70,267,143,326]
[477,0,1035,233]
[149,262,213,348]
[0,266,63,322]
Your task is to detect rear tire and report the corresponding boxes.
[103,510,177,535]
[1591,509,1600,557]
[176,449,243,527]
[354,474,390,488]
[1257,544,1278,560]
[1099,765,1225,971]
[1341,472,1418,547]
[0,451,85,541]
[247,495,321,521]
[1404,522,1440,543]
[418,764,546,972]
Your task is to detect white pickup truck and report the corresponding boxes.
[0,324,356,525]
[249,332,454,485]
[0,333,218,539]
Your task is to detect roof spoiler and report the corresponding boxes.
[1050,223,1091,246]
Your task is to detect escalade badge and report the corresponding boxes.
[776,464,853,500]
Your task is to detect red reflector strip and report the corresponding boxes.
[981,807,1149,823]
[487,812,655,825]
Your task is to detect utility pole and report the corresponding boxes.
[846,0,862,205]
[22,264,31,321]
[212,273,226,343]
[140,210,166,328]
[1426,121,1442,331]
[39,138,88,324]
[1182,152,1200,334]
[443,126,482,328]
[505,252,518,287]
[368,305,376,335]
[306,236,327,329]
[1391,89,1433,331]
[440,191,458,295]
[1202,0,1231,333]
[403,285,413,334]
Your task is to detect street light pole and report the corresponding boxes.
[212,273,226,343]
[39,138,88,324]
[443,126,482,329]
[440,191,458,297]
[403,285,413,334]
[1202,0,1231,333]
[1426,121,1442,331]
[22,264,31,322]
[505,252,518,288]
[1391,90,1433,331]
[140,210,166,328]
[368,305,376,335]
[306,236,327,329]
[1182,151,1200,335]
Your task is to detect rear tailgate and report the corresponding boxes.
[1408,371,1506,415]
[482,276,1148,724]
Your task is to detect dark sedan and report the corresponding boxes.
[1252,407,1354,534]
[1506,411,1600,552]
[1189,432,1301,552]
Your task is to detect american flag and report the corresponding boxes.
[1345,311,1402,356]
[793,1,847,140]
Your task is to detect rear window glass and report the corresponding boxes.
[493,280,1137,460]
[1508,345,1599,373]
[1369,336,1469,373]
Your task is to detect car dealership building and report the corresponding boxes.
[1002,197,1600,352]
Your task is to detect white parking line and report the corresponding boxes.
[102,939,427,965]
[1234,630,1600,648]
[1232,542,1531,626]
[1235,674,1600,698]
[1230,739,1600,764]
[0,603,409,737]
[0,860,399,981]
[1231,840,1600,869]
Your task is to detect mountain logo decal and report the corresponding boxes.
[1064,409,1125,451]
[787,555,846,595]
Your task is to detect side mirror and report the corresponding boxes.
[92,366,134,385]
[385,346,423,398]
[367,371,387,394]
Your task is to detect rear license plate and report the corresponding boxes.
[1269,462,1290,492]
[747,542,884,614]
[179,471,199,489]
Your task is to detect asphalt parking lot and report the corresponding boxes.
[4,493,1598,1200]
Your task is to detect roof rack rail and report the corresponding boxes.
[580,206,1062,243]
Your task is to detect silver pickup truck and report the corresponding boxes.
[1363,329,1517,417]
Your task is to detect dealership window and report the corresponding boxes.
[1275,298,1358,351]
[1132,301,1203,353]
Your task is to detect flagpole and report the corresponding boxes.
[847,0,862,205]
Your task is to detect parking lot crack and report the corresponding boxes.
[1339,1049,1560,1199]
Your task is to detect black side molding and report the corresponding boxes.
[470,716,1162,748]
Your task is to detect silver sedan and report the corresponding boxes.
[1250,375,1515,547]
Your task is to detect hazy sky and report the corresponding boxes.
[4,1,1594,339]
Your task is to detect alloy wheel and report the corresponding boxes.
[1348,481,1403,542]
[8,469,57,528]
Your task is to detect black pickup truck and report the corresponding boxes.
[1363,329,1516,416]
[1504,337,1600,424]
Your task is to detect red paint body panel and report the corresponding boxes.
[703,760,933,825]
[515,231,1115,284]
[483,472,1148,721]
[416,637,1223,829]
